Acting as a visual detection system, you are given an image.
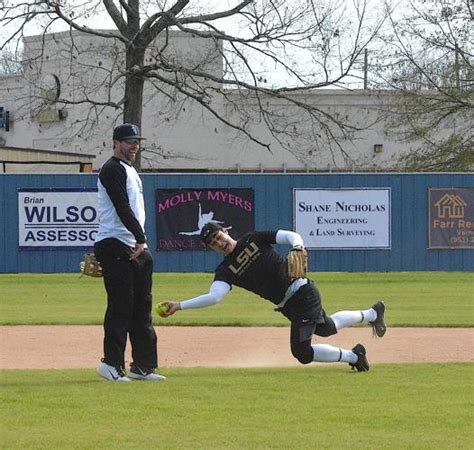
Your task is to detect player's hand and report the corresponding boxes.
[130,243,145,260]
[161,302,181,317]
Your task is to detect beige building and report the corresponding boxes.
[0,146,95,173]
[0,29,408,172]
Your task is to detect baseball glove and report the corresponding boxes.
[287,245,308,280]
[80,253,103,277]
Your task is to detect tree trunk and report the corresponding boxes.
[123,46,146,170]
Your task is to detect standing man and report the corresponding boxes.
[160,223,386,372]
[94,123,165,382]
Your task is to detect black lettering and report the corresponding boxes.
[52,207,65,222]
[81,206,96,223]
[25,231,36,242]
[25,207,46,222]
[66,206,79,222]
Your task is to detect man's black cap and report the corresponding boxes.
[200,222,225,245]
[113,123,146,140]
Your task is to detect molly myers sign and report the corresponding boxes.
[18,188,99,248]
[156,188,255,251]
[294,188,391,249]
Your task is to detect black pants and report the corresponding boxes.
[278,280,337,364]
[94,238,157,369]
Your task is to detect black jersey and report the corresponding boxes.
[213,231,291,305]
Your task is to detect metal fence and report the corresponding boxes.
[1,172,472,273]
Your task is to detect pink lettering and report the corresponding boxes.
[158,191,203,212]
[158,198,171,212]
[159,239,206,250]
[207,191,219,201]
[206,191,252,211]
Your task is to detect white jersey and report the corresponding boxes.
[95,157,147,248]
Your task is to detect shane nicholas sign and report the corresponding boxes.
[294,188,391,249]
[18,188,98,248]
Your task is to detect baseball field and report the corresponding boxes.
[1,272,473,449]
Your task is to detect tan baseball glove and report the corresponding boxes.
[80,253,103,277]
[287,245,308,280]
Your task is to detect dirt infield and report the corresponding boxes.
[1,326,473,369]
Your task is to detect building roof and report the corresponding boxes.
[0,145,96,159]
[0,145,96,173]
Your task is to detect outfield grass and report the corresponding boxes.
[1,274,472,449]
[0,272,472,327]
[0,364,472,449]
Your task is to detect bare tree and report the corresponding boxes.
[370,0,473,171]
[1,0,386,169]
[0,49,22,74]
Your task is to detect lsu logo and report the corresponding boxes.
[229,242,260,275]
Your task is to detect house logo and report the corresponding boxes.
[434,194,467,219]
[429,188,474,249]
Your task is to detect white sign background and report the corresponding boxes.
[18,189,99,248]
[294,188,391,249]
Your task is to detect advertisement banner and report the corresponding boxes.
[18,188,98,248]
[428,188,474,249]
[294,188,391,249]
[156,188,254,251]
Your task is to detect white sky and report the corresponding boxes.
[1,1,243,38]
[2,0,439,89]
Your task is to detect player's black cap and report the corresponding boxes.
[113,123,146,140]
[200,222,224,245]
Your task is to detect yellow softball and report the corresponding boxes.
[156,302,169,317]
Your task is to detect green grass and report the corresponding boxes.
[1,273,472,449]
[0,364,472,449]
[0,272,473,326]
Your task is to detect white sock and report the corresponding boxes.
[331,308,377,330]
[312,344,357,364]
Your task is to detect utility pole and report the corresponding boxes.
[364,48,368,90]
[454,44,460,89]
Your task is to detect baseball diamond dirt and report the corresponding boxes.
[1,326,473,369]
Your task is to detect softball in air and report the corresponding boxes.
[156,302,169,317]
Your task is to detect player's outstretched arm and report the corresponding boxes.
[157,281,231,318]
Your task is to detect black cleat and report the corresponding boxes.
[370,301,386,338]
[349,344,370,372]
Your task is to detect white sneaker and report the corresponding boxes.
[97,361,131,382]
[128,365,166,381]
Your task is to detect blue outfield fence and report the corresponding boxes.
[0,173,473,273]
